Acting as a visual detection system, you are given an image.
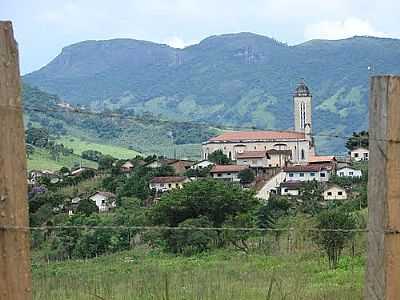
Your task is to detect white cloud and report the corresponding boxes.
[164,36,197,48]
[304,18,387,40]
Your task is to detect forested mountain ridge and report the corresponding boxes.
[23,32,400,153]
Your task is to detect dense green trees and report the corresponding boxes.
[149,179,259,253]
[238,168,255,184]
[345,131,369,150]
[208,150,231,165]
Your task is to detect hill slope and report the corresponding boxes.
[23,84,215,159]
[23,33,400,153]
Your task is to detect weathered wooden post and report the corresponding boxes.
[365,75,400,299]
[0,21,32,300]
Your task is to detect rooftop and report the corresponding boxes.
[280,181,305,189]
[284,164,327,173]
[309,155,336,164]
[207,130,305,143]
[236,151,268,159]
[210,165,249,173]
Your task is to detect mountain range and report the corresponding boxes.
[23,32,400,154]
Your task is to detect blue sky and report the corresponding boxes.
[1,0,399,74]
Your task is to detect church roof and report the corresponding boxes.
[294,80,311,97]
[207,131,305,143]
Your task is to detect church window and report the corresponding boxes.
[229,152,232,159]
[301,149,305,160]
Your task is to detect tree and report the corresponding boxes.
[98,154,115,170]
[149,179,259,253]
[238,168,255,184]
[26,127,49,147]
[168,217,217,255]
[345,131,369,150]
[76,199,98,215]
[313,208,357,269]
[82,149,103,162]
[297,181,324,216]
[208,150,231,165]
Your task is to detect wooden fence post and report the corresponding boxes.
[0,21,32,300]
[365,75,400,299]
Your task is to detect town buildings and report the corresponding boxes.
[149,176,190,193]
[202,81,314,164]
[350,147,369,161]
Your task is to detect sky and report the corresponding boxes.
[1,0,399,74]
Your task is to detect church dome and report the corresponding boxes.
[295,80,311,97]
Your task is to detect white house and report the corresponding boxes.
[236,151,269,168]
[190,160,214,170]
[89,192,116,212]
[284,165,330,182]
[350,148,369,161]
[280,181,303,196]
[337,166,362,178]
[210,165,249,182]
[323,185,348,200]
[149,176,190,193]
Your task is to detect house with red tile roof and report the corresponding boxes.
[210,165,249,182]
[149,176,190,193]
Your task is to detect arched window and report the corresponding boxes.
[301,149,305,160]
[229,151,232,159]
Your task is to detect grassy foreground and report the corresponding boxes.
[32,247,364,300]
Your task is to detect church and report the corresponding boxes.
[202,81,315,164]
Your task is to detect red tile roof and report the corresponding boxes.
[236,151,268,159]
[210,165,249,173]
[208,131,305,142]
[284,165,327,173]
[150,176,188,184]
[309,155,336,163]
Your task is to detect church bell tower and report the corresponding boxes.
[293,80,312,133]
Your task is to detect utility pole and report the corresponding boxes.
[0,21,32,300]
[365,75,400,299]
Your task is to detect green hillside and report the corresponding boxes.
[27,148,97,171]
[23,84,212,159]
[23,33,400,153]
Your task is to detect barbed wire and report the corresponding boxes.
[23,104,378,143]
[0,224,368,233]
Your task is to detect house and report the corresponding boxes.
[210,165,249,182]
[323,185,348,200]
[236,151,269,168]
[284,165,330,182]
[167,160,195,175]
[202,81,315,164]
[145,159,195,175]
[149,176,190,193]
[89,192,117,212]
[350,147,369,161]
[120,160,134,173]
[337,166,362,178]
[280,181,304,196]
[190,160,214,170]
[256,171,286,200]
[266,149,292,167]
